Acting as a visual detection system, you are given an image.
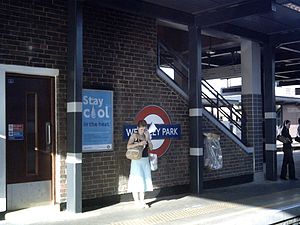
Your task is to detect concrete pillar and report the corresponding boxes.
[241,40,263,174]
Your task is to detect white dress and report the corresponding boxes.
[128,157,153,192]
[127,133,153,192]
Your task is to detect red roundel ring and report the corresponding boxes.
[135,105,171,157]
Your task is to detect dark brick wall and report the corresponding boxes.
[81,4,190,200]
[0,0,67,68]
[0,0,255,204]
[0,0,68,201]
[241,94,264,172]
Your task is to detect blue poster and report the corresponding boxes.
[82,89,113,152]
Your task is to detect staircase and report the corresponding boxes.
[157,41,251,153]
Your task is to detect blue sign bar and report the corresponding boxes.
[123,124,181,140]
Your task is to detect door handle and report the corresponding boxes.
[46,122,51,145]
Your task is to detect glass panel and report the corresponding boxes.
[26,93,37,174]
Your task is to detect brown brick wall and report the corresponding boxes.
[203,116,253,180]
[0,0,254,204]
[81,3,190,200]
[0,0,68,201]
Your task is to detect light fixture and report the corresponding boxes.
[202,62,219,67]
[206,37,216,55]
[206,50,216,55]
[283,2,300,12]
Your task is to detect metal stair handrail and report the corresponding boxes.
[158,41,189,72]
[157,40,242,134]
[201,80,242,123]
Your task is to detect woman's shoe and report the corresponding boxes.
[290,177,298,180]
[280,176,288,180]
[140,201,149,208]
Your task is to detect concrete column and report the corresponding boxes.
[241,40,263,174]
[188,24,203,195]
[263,41,277,181]
[67,0,83,213]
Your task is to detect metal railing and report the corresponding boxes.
[201,79,242,130]
[158,41,189,92]
[157,40,242,136]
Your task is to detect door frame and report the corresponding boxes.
[0,64,59,212]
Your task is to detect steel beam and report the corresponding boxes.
[263,41,277,181]
[195,0,275,28]
[271,29,300,46]
[278,79,300,86]
[212,24,269,43]
[93,0,194,25]
[189,24,204,195]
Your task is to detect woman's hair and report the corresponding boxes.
[298,118,300,124]
[137,120,147,128]
[284,120,291,127]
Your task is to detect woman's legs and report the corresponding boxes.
[139,192,149,208]
[281,148,296,179]
[139,192,145,203]
[287,150,296,179]
[280,151,288,179]
[132,192,139,205]
[132,192,148,208]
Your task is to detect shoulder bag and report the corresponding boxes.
[277,135,290,144]
[126,134,143,160]
[126,146,143,160]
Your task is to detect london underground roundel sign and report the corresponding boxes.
[135,105,172,157]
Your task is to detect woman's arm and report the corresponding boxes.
[144,131,153,150]
[147,139,153,150]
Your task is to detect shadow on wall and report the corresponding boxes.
[82,194,121,212]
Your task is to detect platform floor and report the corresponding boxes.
[1,151,300,225]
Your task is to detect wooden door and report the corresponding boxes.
[6,74,54,184]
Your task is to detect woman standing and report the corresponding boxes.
[280,120,297,180]
[127,120,153,208]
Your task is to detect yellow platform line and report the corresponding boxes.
[110,202,246,225]
[110,188,300,225]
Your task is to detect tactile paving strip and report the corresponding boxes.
[110,189,300,225]
[110,201,245,225]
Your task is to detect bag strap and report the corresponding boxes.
[134,133,146,142]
